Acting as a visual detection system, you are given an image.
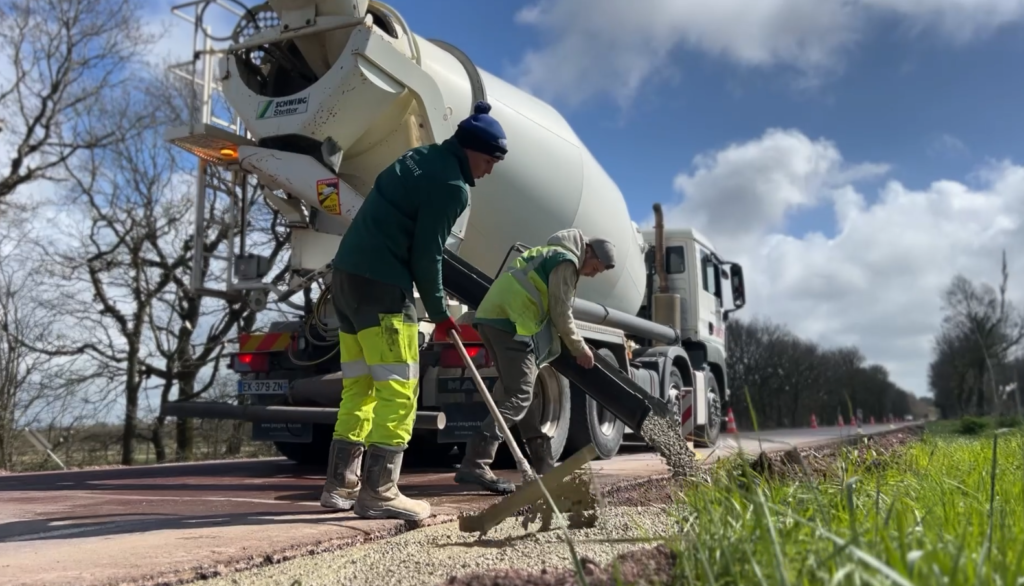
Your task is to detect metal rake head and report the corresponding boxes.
[521,467,602,533]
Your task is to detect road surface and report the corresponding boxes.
[0,423,913,586]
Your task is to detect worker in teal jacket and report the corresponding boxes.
[320,101,508,521]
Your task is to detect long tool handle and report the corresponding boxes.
[449,330,537,484]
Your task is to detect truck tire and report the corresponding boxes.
[693,373,722,448]
[491,365,572,470]
[564,349,625,460]
[274,423,332,466]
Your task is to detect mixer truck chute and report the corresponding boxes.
[160,0,747,467]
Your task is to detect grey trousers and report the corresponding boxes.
[476,323,546,443]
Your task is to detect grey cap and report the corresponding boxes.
[587,238,616,269]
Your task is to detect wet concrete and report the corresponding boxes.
[0,423,916,586]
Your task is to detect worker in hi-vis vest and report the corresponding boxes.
[455,228,616,494]
[320,101,508,521]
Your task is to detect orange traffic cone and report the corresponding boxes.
[725,408,738,434]
[810,413,818,429]
[837,414,844,427]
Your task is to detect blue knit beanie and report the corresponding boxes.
[454,101,508,160]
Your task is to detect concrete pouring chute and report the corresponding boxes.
[236,145,364,228]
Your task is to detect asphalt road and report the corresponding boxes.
[0,423,915,586]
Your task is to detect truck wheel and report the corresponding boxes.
[528,366,571,463]
[491,365,572,470]
[564,349,625,460]
[274,423,333,466]
[693,373,722,448]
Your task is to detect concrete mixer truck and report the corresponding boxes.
[162,0,748,468]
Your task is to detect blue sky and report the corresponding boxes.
[140,0,1024,397]
[382,0,1024,238]
[382,0,1024,398]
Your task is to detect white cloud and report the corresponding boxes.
[655,129,1024,397]
[667,128,889,251]
[511,0,1024,106]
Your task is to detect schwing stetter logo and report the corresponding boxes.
[256,95,309,119]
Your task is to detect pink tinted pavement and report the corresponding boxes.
[0,423,915,586]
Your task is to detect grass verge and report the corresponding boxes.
[452,427,1020,585]
[652,427,1023,585]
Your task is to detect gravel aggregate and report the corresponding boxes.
[639,412,699,480]
[198,506,675,586]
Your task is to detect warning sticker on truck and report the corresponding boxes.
[256,94,309,119]
[316,178,341,214]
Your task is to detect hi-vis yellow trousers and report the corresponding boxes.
[330,270,420,447]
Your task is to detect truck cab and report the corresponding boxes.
[639,227,739,362]
[636,226,746,439]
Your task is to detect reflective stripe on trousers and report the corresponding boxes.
[339,360,419,382]
[334,333,375,442]
[333,313,420,446]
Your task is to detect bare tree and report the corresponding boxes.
[931,251,1024,416]
[727,317,915,430]
[725,317,789,428]
[143,168,289,462]
[24,69,291,465]
[0,212,100,469]
[929,327,978,417]
[0,0,157,208]
[136,75,290,463]
[21,68,197,465]
[0,223,43,468]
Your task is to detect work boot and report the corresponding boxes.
[454,432,516,494]
[525,436,555,476]
[353,444,431,521]
[320,438,364,510]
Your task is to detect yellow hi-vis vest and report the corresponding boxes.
[474,245,579,365]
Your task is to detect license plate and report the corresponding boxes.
[237,379,288,395]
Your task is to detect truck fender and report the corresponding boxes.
[633,346,701,429]
[680,340,729,404]
[633,346,694,396]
